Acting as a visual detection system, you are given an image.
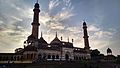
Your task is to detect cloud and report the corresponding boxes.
[54,10,74,21]
[48,21,65,30]
[0,0,32,53]
[87,24,115,50]
[0,27,29,53]
[40,0,75,30]
[94,31,113,38]
[0,0,76,53]
[66,26,81,34]
[11,16,23,21]
[88,25,100,32]
[49,0,60,10]
[0,20,3,24]
[0,0,118,56]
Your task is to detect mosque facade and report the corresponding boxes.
[0,2,91,63]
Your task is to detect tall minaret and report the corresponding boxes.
[83,21,90,51]
[31,1,40,39]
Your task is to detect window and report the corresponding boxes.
[52,55,55,60]
[48,45,51,47]
[76,56,78,60]
[31,54,33,59]
[47,55,51,59]
[65,54,69,60]
[38,54,42,59]
[79,57,81,60]
[56,55,59,59]
[0,56,1,61]
[11,56,13,61]
[43,53,46,59]
[14,56,16,61]
[62,43,65,45]
[27,54,29,59]
[17,56,19,61]
[5,56,8,61]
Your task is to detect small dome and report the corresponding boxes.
[107,48,112,53]
[38,37,47,44]
[50,37,61,45]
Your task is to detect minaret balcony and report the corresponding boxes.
[31,22,40,26]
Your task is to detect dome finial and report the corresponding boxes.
[34,0,39,8]
[83,20,86,25]
[83,19,85,22]
[56,31,57,37]
[68,37,69,42]
[107,48,112,55]
[37,0,38,3]
[41,31,42,37]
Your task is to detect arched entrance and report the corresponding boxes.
[65,51,70,60]
[65,54,69,60]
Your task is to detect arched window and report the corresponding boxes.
[74,56,76,60]
[43,53,46,59]
[34,53,36,58]
[0,56,1,61]
[17,56,19,61]
[31,53,33,59]
[21,56,23,60]
[27,54,29,59]
[47,55,51,59]
[56,55,59,59]
[81,56,84,60]
[11,56,13,61]
[52,55,55,60]
[14,56,16,61]
[3,56,5,61]
[76,56,78,60]
[79,57,81,60]
[38,54,42,60]
[5,56,8,61]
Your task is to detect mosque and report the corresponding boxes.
[0,1,91,63]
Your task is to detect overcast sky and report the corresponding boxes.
[0,0,120,55]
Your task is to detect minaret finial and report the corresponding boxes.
[68,37,69,42]
[37,0,38,3]
[41,31,42,37]
[83,20,86,26]
[83,19,85,22]
[56,31,57,37]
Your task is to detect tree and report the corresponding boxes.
[90,49,100,60]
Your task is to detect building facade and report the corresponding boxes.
[0,2,91,63]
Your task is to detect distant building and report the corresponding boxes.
[104,48,116,62]
[0,1,91,63]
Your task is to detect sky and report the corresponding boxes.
[0,0,120,55]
